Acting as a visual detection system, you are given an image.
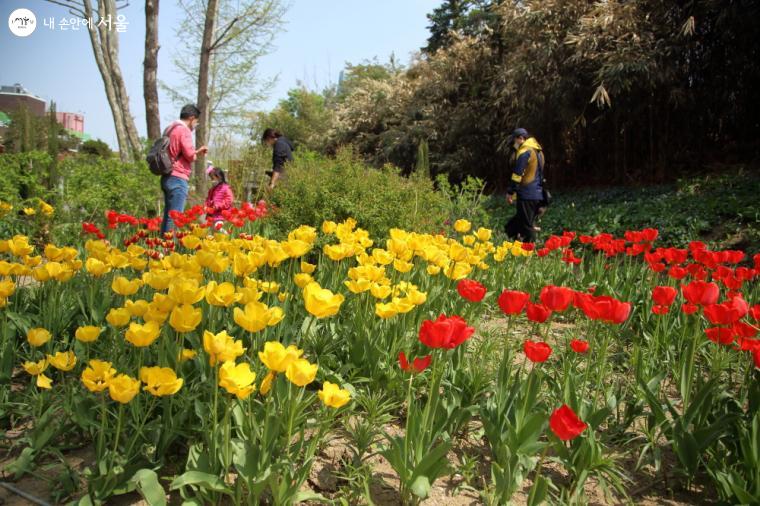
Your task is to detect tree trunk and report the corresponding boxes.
[82,0,130,161]
[195,0,218,195]
[144,0,161,141]
[100,0,142,157]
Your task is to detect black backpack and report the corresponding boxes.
[146,124,179,176]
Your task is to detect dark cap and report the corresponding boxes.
[511,127,529,138]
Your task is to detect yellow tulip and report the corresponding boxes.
[282,239,311,258]
[258,341,303,373]
[300,261,316,274]
[426,264,441,275]
[151,293,176,312]
[258,281,281,294]
[44,244,66,262]
[288,225,318,243]
[39,200,54,216]
[218,361,256,399]
[179,348,197,362]
[142,269,172,290]
[111,276,142,296]
[124,299,150,318]
[344,278,371,294]
[27,327,52,347]
[370,283,392,300]
[318,381,351,408]
[8,236,35,257]
[202,330,246,366]
[0,278,15,298]
[169,304,202,333]
[393,259,413,273]
[143,304,170,325]
[475,227,492,242]
[108,374,141,403]
[36,373,53,389]
[167,278,205,305]
[107,252,130,269]
[204,281,240,307]
[293,273,313,289]
[85,258,111,277]
[23,358,48,376]
[259,370,276,395]
[23,207,36,216]
[406,288,427,306]
[125,321,161,347]
[81,359,116,393]
[106,307,131,327]
[285,358,318,387]
[321,220,337,234]
[375,302,398,319]
[392,297,416,314]
[454,219,472,233]
[234,302,284,333]
[462,235,476,246]
[237,286,263,304]
[181,235,202,250]
[303,282,344,319]
[140,366,183,396]
[47,351,77,371]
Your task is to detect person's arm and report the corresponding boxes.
[507,151,530,203]
[269,170,281,189]
[179,127,207,162]
[220,185,234,210]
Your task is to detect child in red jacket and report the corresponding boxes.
[205,165,234,229]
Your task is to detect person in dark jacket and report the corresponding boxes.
[261,128,294,190]
[505,127,544,243]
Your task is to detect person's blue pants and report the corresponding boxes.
[161,175,189,234]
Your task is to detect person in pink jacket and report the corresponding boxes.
[205,165,234,229]
[161,104,208,234]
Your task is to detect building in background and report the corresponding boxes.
[0,83,91,146]
[0,83,46,117]
[56,112,84,133]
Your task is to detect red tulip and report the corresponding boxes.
[419,314,474,349]
[652,305,670,315]
[667,266,688,280]
[577,295,631,324]
[705,327,735,345]
[398,352,432,373]
[732,322,758,339]
[498,290,530,316]
[526,302,552,323]
[681,303,699,315]
[570,339,589,353]
[549,404,588,441]
[749,304,760,321]
[456,279,486,302]
[652,286,677,306]
[539,285,574,312]
[681,280,720,306]
[523,340,552,362]
[703,297,749,325]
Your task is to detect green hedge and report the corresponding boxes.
[270,149,448,238]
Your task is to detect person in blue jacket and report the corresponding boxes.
[505,127,545,243]
[261,128,294,190]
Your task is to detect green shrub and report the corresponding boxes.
[270,148,447,238]
[79,139,112,158]
[57,155,160,223]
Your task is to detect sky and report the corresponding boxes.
[1,0,439,148]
